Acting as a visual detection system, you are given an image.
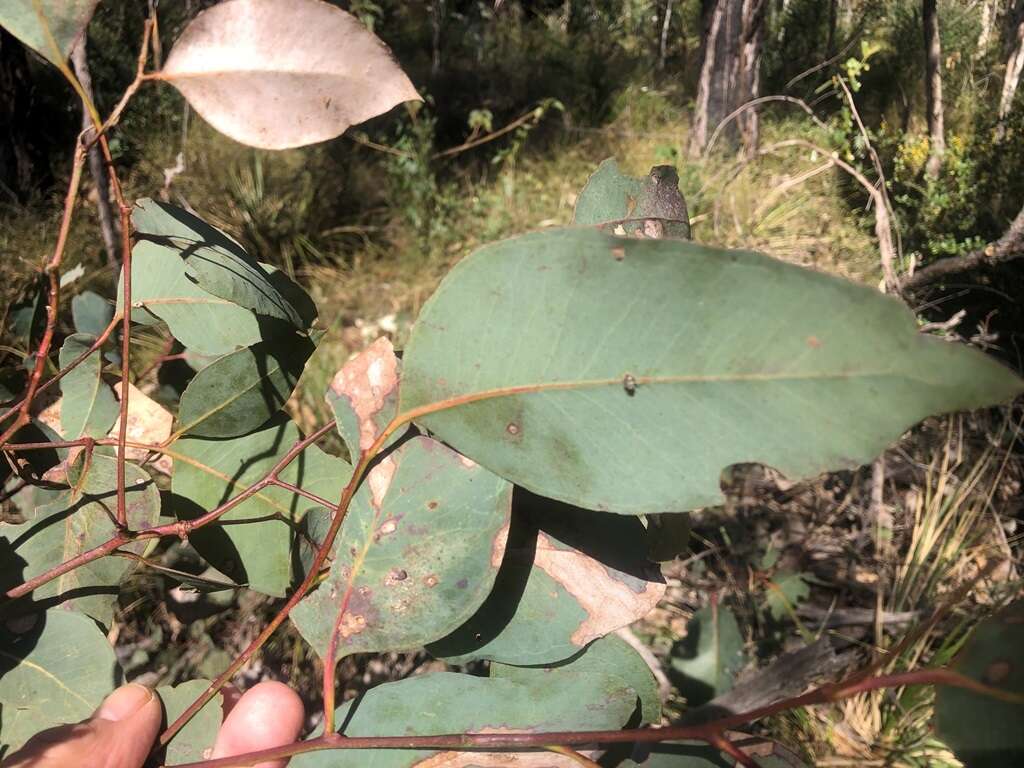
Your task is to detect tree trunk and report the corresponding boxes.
[70,38,120,268]
[689,0,766,158]
[923,0,945,177]
[998,0,1024,131]
[658,0,673,71]
[0,29,51,201]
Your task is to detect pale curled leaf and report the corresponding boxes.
[159,0,421,149]
[400,228,1024,514]
[0,611,119,755]
[0,0,98,67]
[290,436,512,661]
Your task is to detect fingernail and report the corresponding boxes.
[96,683,155,721]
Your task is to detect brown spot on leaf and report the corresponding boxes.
[622,374,637,396]
[338,612,366,638]
[377,518,398,536]
[983,660,1012,685]
[385,568,408,585]
[506,422,520,437]
[423,574,439,588]
[427,501,439,510]
[611,246,626,261]
[806,336,822,349]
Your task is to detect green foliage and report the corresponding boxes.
[2,1,1023,761]
[0,610,118,754]
[1,455,160,626]
[294,635,658,765]
[670,604,746,707]
[157,681,225,765]
[0,0,98,66]
[400,227,1021,513]
[935,600,1024,767]
[57,333,118,439]
[290,436,512,661]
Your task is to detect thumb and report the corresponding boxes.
[4,683,163,768]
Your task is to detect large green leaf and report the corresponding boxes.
[0,455,160,626]
[171,416,350,597]
[292,635,653,768]
[428,495,664,666]
[118,240,264,356]
[670,604,746,707]
[132,199,303,328]
[176,334,316,438]
[0,610,119,755]
[0,1,98,67]
[935,600,1024,768]
[400,228,1023,514]
[290,435,512,660]
[58,333,118,440]
[573,159,690,239]
[158,680,224,765]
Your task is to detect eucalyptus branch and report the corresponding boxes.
[2,424,337,602]
[163,667,1021,768]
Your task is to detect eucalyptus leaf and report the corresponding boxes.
[671,604,746,707]
[118,240,264,356]
[290,435,512,661]
[293,635,653,768]
[0,1,98,67]
[157,680,224,765]
[935,600,1024,768]
[71,291,114,337]
[58,333,118,439]
[0,610,119,755]
[132,199,303,328]
[400,228,1023,514]
[428,494,664,666]
[176,333,316,438]
[159,0,421,150]
[172,416,350,597]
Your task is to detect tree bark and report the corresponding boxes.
[923,0,945,177]
[658,0,673,71]
[70,38,120,268]
[998,0,1024,131]
[689,0,766,158]
[0,29,51,201]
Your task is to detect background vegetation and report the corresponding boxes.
[2,1,1022,765]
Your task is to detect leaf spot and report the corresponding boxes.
[611,246,626,261]
[378,519,398,537]
[423,574,439,588]
[983,659,1012,685]
[506,422,520,436]
[807,336,822,348]
[339,612,367,638]
[427,501,439,510]
[386,568,408,585]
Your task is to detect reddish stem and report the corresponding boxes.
[3,424,336,602]
[162,668,1016,768]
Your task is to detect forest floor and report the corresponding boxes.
[3,93,1022,766]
